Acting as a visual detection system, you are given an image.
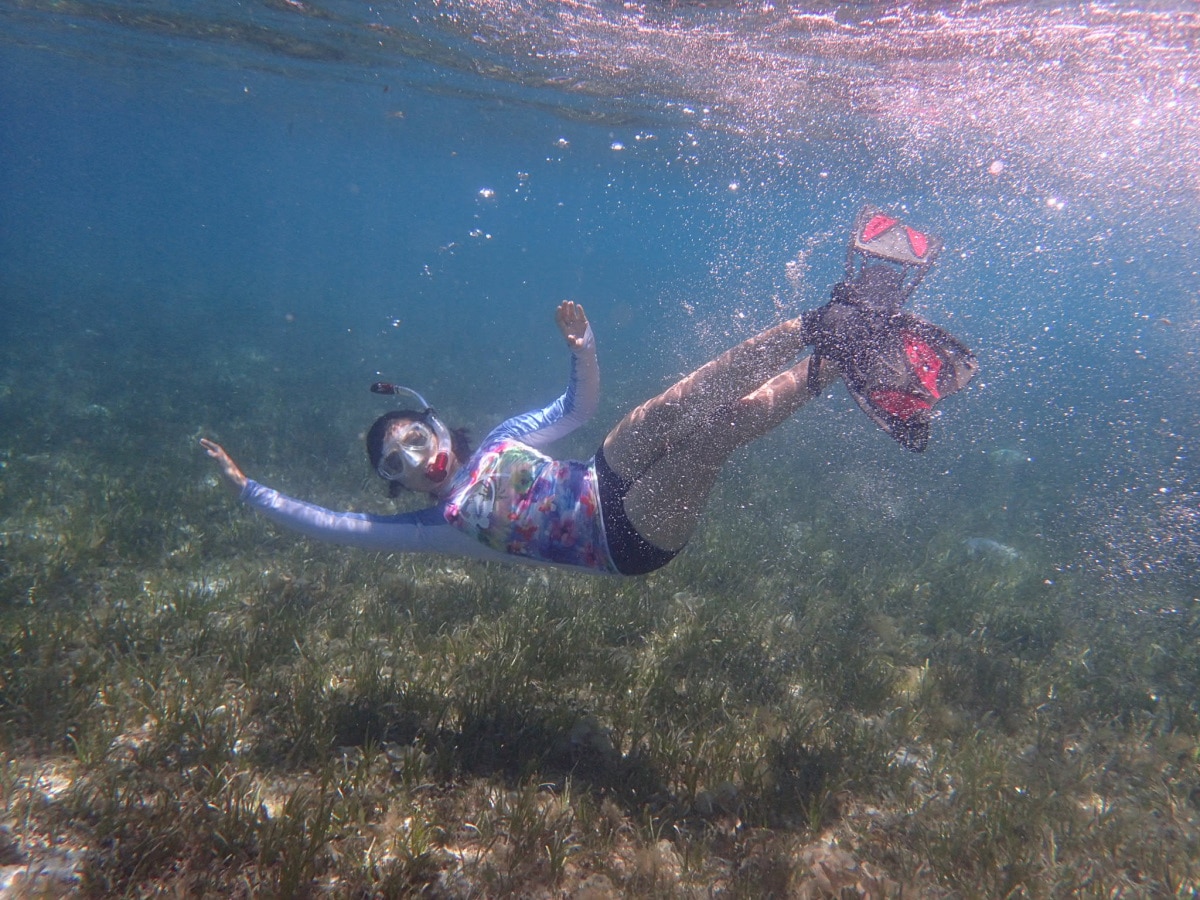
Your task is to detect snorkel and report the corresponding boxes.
[369,382,455,485]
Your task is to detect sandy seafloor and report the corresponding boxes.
[1,0,1199,895]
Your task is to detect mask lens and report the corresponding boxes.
[400,424,432,450]
[378,450,408,481]
[377,421,439,482]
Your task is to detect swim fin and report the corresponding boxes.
[807,305,977,452]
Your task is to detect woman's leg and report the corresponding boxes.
[614,355,838,551]
[602,317,810,480]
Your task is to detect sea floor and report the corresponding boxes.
[1,316,1198,897]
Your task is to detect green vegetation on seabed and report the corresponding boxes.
[0,343,1198,897]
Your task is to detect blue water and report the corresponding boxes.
[1,1,1197,596]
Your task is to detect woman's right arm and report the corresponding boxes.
[201,438,504,559]
[240,480,453,553]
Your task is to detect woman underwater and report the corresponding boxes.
[202,208,978,576]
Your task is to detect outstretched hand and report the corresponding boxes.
[556,300,589,351]
[200,438,248,492]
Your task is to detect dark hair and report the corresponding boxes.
[365,409,472,498]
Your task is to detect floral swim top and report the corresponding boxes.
[442,437,613,571]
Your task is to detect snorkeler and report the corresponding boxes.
[202,207,977,575]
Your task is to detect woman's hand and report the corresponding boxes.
[200,438,248,492]
[555,300,589,351]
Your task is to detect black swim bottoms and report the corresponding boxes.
[594,445,680,576]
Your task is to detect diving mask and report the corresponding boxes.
[370,382,455,485]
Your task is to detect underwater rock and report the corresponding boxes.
[963,537,1022,561]
[795,841,899,899]
[0,815,83,894]
[988,448,1033,465]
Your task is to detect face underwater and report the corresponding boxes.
[377,415,455,490]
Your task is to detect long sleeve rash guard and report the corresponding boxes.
[240,325,619,573]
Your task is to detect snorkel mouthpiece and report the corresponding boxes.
[427,451,450,483]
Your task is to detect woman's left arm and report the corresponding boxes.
[490,300,600,450]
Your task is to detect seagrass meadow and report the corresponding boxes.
[1,328,1198,896]
[4,0,1200,894]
